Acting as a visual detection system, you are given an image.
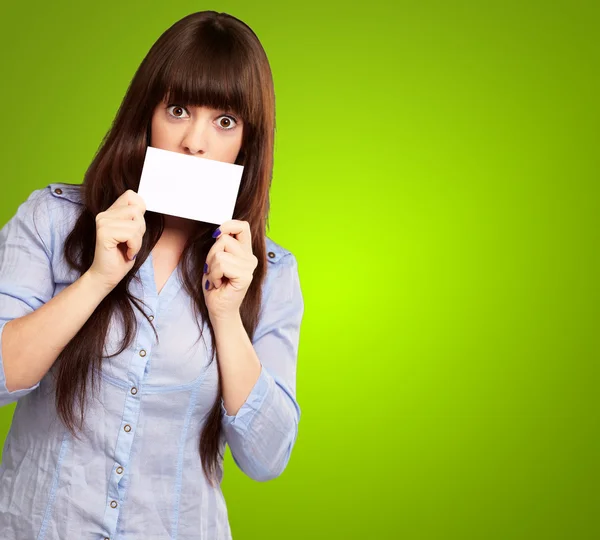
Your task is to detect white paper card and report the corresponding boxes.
[137,146,244,225]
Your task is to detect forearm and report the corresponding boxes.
[2,271,113,392]
[212,312,300,481]
[212,313,262,416]
[220,364,299,481]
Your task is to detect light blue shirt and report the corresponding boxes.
[0,184,304,539]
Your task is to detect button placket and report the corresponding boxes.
[102,338,153,537]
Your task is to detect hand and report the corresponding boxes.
[86,189,147,291]
[203,220,258,323]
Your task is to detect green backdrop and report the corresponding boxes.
[1,1,598,538]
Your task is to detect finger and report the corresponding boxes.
[96,209,146,239]
[205,251,245,290]
[213,220,252,249]
[111,189,147,213]
[122,223,144,260]
[204,235,251,282]
[213,233,247,258]
[106,205,145,223]
[98,221,143,260]
[205,235,240,269]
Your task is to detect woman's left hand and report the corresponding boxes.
[203,219,258,323]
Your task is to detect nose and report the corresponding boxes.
[181,119,210,156]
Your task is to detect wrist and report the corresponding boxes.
[80,270,115,299]
[210,311,243,333]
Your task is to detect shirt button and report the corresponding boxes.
[130,387,138,395]
[116,466,124,474]
[148,315,154,321]
[267,251,275,259]
[139,349,147,357]
[104,537,110,540]
[124,424,132,433]
[110,500,118,508]
[54,188,63,195]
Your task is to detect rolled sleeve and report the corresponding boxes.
[0,189,54,406]
[220,363,270,430]
[0,321,40,402]
[222,251,304,481]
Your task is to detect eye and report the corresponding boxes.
[166,105,189,118]
[216,115,238,131]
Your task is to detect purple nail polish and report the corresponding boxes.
[212,228,221,238]
[205,280,210,290]
[203,263,208,273]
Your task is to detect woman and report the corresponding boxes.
[0,10,303,540]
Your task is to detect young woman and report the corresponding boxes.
[0,11,304,540]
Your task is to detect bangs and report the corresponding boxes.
[154,32,255,123]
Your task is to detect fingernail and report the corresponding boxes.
[212,228,221,238]
[205,280,210,290]
[203,262,208,273]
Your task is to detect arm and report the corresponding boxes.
[216,253,304,481]
[0,190,112,404]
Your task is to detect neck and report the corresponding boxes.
[158,214,198,250]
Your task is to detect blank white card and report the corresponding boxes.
[137,146,244,225]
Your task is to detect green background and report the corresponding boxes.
[1,1,598,538]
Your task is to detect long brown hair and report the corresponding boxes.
[55,11,275,485]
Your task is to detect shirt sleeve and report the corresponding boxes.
[0,188,55,406]
[221,251,304,481]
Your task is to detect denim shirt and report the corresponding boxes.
[0,184,304,540]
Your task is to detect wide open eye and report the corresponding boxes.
[166,105,190,118]
[216,115,239,130]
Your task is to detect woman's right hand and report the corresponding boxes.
[86,189,147,291]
